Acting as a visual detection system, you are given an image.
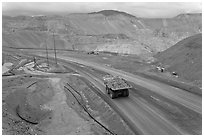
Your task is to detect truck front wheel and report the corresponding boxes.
[106,86,110,94]
[110,91,116,99]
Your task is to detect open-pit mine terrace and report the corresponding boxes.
[2,50,201,135]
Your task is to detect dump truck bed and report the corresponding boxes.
[104,76,132,90]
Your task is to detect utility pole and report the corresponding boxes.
[53,32,57,66]
[45,37,49,67]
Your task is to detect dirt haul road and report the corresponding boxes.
[34,53,201,134]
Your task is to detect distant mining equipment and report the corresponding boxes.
[172,71,178,77]
[87,51,99,55]
[156,66,165,72]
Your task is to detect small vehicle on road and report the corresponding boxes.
[103,75,132,99]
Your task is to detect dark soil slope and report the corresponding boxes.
[155,34,202,83]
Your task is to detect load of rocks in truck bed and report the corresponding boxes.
[104,75,131,90]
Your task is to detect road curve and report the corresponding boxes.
[55,55,202,114]
[32,53,201,134]
[62,62,190,134]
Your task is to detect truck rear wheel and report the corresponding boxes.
[126,90,129,97]
[110,91,116,99]
[123,90,129,97]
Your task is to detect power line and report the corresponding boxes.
[45,37,49,66]
[53,32,57,66]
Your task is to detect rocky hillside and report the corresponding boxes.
[155,33,202,84]
[2,10,202,56]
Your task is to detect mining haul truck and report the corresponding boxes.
[103,75,132,99]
